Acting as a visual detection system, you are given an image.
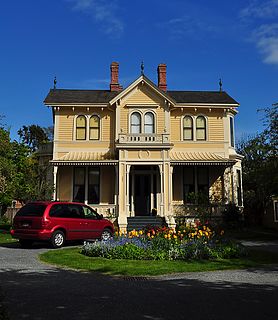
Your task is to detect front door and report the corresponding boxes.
[134,174,151,216]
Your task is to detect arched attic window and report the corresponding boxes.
[89,115,100,140]
[196,116,206,140]
[144,112,154,133]
[76,115,86,140]
[183,116,193,140]
[131,112,141,134]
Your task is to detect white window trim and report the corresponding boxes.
[89,114,101,141]
[144,110,156,134]
[180,114,208,142]
[196,114,208,141]
[73,113,101,141]
[74,114,87,141]
[129,109,157,134]
[181,114,194,141]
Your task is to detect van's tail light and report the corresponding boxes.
[41,218,51,228]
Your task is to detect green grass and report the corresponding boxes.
[39,247,278,276]
[0,231,16,245]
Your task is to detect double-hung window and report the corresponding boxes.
[89,115,100,140]
[131,112,141,133]
[196,116,206,140]
[144,112,154,133]
[76,115,86,140]
[183,116,193,140]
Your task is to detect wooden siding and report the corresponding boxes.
[56,108,114,142]
[208,116,224,141]
[170,109,225,143]
[57,114,73,141]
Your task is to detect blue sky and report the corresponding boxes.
[0,0,277,141]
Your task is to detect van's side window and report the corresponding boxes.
[83,206,98,219]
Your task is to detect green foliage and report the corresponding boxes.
[0,120,53,211]
[237,105,278,224]
[17,124,51,152]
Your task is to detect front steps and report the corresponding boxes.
[127,216,166,232]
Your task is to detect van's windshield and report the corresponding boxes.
[16,204,47,217]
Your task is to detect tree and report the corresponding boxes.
[0,126,15,213]
[17,124,49,152]
[237,105,278,224]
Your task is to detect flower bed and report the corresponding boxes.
[81,222,246,261]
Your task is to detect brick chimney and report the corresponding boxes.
[110,62,122,91]
[157,63,167,91]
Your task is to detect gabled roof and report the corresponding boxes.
[167,91,238,105]
[43,78,239,106]
[44,89,119,105]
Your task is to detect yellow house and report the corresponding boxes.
[44,62,243,230]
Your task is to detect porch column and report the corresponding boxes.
[114,165,119,215]
[159,164,164,216]
[53,166,58,200]
[118,162,128,231]
[126,164,131,216]
[169,165,174,213]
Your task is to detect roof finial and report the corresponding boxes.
[141,61,144,75]
[219,78,223,92]
[53,76,57,89]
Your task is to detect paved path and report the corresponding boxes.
[1,241,278,320]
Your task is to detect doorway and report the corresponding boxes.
[134,174,151,216]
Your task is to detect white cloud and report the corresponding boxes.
[67,0,124,37]
[252,24,278,64]
[240,0,278,19]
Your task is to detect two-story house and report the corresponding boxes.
[44,62,243,230]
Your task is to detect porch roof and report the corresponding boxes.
[170,151,235,166]
[50,151,118,166]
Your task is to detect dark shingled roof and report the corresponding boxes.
[44,89,119,104]
[167,91,239,104]
[44,88,239,105]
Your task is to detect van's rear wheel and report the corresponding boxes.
[101,228,112,241]
[19,239,33,248]
[51,230,65,248]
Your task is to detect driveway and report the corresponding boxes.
[1,241,278,320]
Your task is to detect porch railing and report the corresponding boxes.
[118,133,170,144]
[88,204,117,219]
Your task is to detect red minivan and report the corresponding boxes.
[11,201,114,248]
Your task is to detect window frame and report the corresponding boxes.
[196,115,207,141]
[130,111,142,134]
[73,167,86,203]
[183,115,194,141]
[76,115,87,140]
[89,115,100,140]
[144,111,155,134]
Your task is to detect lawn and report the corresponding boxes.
[39,246,278,276]
[0,230,16,245]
